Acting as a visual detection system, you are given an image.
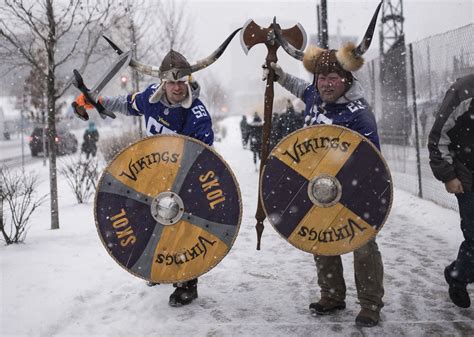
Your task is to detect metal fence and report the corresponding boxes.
[358,23,474,211]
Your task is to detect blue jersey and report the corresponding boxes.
[302,85,380,150]
[127,83,214,146]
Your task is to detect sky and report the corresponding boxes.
[182,0,473,114]
[1,116,474,336]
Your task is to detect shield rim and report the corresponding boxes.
[260,124,393,256]
[94,133,243,283]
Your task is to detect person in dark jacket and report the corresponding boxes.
[247,112,263,169]
[264,4,384,327]
[81,121,99,159]
[428,73,474,309]
[240,115,249,148]
[269,112,283,150]
[279,99,304,138]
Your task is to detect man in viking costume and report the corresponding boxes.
[268,3,384,327]
[74,29,240,307]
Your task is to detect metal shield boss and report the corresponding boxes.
[261,125,392,255]
[95,135,242,283]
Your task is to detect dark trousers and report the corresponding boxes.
[174,278,198,289]
[314,239,384,311]
[450,191,474,284]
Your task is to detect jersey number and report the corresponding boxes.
[192,105,208,118]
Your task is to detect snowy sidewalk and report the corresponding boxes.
[1,116,473,336]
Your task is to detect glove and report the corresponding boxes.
[261,62,285,82]
[75,93,95,109]
[72,94,103,121]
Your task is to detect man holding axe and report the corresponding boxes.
[266,2,385,327]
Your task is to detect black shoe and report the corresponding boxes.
[309,298,346,315]
[146,281,159,287]
[355,308,380,327]
[169,280,198,307]
[444,267,470,308]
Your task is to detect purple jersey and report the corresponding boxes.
[127,83,214,146]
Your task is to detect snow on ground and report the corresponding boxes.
[1,116,473,336]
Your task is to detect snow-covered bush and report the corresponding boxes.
[0,166,46,245]
[59,157,99,204]
[99,131,141,163]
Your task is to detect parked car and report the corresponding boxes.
[29,126,78,156]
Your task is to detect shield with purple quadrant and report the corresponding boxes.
[94,134,242,283]
[260,125,392,255]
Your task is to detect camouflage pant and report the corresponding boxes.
[314,239,384,311]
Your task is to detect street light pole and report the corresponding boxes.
[21,94,26,172]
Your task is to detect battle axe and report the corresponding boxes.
[240,18,306,250]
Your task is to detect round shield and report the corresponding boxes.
[94,134,242,283]
[261,125,392,255]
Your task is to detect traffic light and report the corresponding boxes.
[120,75,128,89]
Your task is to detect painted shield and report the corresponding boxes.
[94,134,242,283]
[261,125,392,255]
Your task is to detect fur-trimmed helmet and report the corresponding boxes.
[274,1,382,82]
[301,43,364,85]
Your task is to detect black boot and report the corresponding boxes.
[309,298,346,315]
[355,307,380,327]
[444,266,470,308]
[169,278,198,307]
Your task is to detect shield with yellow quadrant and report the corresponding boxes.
[94,134,242,283]
[260,125,392,255]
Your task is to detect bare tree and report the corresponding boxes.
[0,0,117,230]
[109,0,156,136]
[21,50,47,124]
[152,0,195,55]
[200,74,230,120]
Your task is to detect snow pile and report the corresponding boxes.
[1,116,473,336]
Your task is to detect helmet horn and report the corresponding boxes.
[189,27,242,73]
[108,27,242,79]
[352,1,383,58]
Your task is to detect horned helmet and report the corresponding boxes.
[126,27,241,108]
[274,1,382,88]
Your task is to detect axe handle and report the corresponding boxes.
[255,48,278,250]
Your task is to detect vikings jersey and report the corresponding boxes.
[126,83,214,146]
[301,85,380,150]
[279,72,380,150]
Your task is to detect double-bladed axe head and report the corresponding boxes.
[240,18,307,54]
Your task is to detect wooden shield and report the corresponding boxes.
[94,134,242,283]
[261,125,392,255]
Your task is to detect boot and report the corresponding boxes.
[355,307,380,327]
[444,266,470,308]
[309,298,346,315]
[169,279,198,307]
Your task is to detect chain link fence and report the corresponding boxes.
[358,23,474,211]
